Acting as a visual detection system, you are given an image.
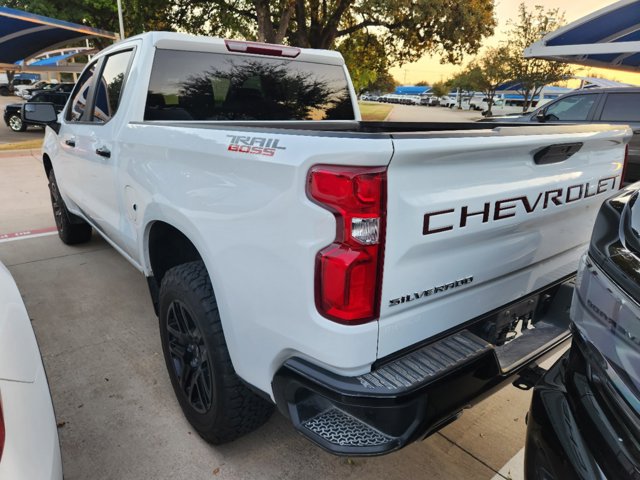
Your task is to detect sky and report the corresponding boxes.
[390,0,640,86]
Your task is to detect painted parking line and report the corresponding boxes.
[492,447,524,480]
[0,226,57,243]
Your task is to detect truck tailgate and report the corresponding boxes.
[378,125,630,358]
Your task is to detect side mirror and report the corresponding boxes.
[535,109,547,122]
[22,102,60,132]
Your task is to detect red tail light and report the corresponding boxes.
[307,165,387,324]
[621,143,629,188]
[0,400,4,462]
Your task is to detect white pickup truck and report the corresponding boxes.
[26,32,631,456]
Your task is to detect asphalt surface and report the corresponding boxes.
[384,103,483,122]
[0,106,549,479]
[0,95,46,143]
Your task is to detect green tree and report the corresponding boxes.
[429,81,449,98]
[169,0,496,65]
[365,71,397,94]
[447,68,482,108]
[505,3,574,112]
[471,46,512,115]
[337,31,388,94]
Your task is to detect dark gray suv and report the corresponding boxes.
[482,88,640,182]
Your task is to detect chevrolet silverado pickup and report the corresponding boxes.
[26,32,632,456]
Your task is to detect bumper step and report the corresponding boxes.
[303,408,393,448]
[357,329,491,391]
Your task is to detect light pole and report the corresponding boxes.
[116,0,125,40]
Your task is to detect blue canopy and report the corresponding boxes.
[28,52,77,66]
[395,86,430,95]
[525,0,640,72]
[0,7,116,65]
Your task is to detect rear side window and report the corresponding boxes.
[544,94,597,121]
[92,49,133,123]
[600,93,640,122]
[145,49,354,121]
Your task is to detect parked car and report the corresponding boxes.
[0,262,63,479]
[4,92,70,132]
[28,31,630,457]
[480,88,640,182]
[0,73,9,96]
[23,83,74,101]
[439,95,456,107]
[16,80,57,99]
[14,80,48,98]
[525,183,640,480]
[420,95,439,106]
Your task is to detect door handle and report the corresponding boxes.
[95,146,111,158]
[65,139,76,147]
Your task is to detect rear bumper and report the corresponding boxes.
[273,320,569,456]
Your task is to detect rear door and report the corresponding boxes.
[593,91,640,182]
[378,126,629,357]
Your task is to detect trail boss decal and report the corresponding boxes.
[389,276,474,307]
[423,175,620,236]
[226,135,286,157]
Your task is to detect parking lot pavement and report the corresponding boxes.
[385,104,483,122]
[0,95,45,143]
[0,152,536,479]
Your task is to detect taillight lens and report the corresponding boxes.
[307,165,387,324]
[621,143,629,187]
[0,399,4,462]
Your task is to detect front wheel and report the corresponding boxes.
[159,261,273,444]
[8,114,26,132]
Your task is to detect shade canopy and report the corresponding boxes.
[0,7,116,67]
[525,0,640,72]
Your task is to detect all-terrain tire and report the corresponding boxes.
[159,261,274,444]
[47,169,92,244]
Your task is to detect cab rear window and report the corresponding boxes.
[145,49,354,121]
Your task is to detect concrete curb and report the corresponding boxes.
[0,148,40,158]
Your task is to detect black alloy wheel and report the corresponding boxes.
[158,261,274,444]
[165,299,213,414]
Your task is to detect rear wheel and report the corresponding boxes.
[8,114,26,132]
[159,261,273,444]
[47,170,92,244]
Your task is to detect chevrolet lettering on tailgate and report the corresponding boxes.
[423,175,619,236]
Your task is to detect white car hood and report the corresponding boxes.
[0,262,39,383]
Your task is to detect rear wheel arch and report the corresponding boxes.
[145,221,205,312]
[43,153,53,178]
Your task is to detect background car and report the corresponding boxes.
[525,183,640,480]
[16,80,57,99]
[480,87,640,182]
[4,91,70,132]
[21,82,73,101]
[0,262,62,480]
